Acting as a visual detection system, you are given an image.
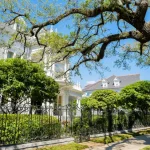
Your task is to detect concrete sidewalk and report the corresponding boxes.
[84,135,150,150]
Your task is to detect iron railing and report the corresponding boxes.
[0,105,150,146]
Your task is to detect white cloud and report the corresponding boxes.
[86,81,96,85]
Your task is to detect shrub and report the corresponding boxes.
[0,114,61,145]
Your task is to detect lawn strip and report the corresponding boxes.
[35,142,88,150]
[91,129,150,144]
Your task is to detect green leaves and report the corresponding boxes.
[81,89,119,109]
[82,81,150,112]
[0,58,59,110]
[0,114,61,144]
[119,81,150,111]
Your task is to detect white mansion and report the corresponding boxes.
[0,20,83,115]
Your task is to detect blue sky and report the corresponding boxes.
[53,7,150,88]
[31,0,150,88]
[73,57,150,88]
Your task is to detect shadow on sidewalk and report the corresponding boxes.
[105,135,150,150]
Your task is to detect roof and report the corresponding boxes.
[83,74,140,92]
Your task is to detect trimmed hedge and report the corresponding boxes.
[0,114,61,145]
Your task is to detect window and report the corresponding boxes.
[57,96,62,106]
[54,63,65,79]
[114,77,120,87]
[55,63,65,73]
[54,96,62,115]
[7,51,14,58]
[17,23,21,30]
[102,79,108,88]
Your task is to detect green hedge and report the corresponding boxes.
[72,110,149,136]
[0,114,61,145]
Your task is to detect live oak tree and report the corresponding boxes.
[0,58,59,113]
[0,0,150,74]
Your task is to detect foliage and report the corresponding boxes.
[136,129,150,135]
[81,97,101,108]
[75,90,119,134]
[31,32,68,62]
[0,0,150,75]
[141,146,150,150]
[0,114,61,145]
[118,81,150,128]
[41,32,68,51]
[73,107,150,136]
[81,90,119,109]
[0,58,59,112]
[90,89,119,109]
[37,142,88,150]
[119,81,150,111]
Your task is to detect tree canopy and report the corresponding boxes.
[119,80,150,111]
[0,58,59,113]
[81,89,119,109]
[0,0,150,74]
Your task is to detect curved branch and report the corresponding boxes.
[30,4,135,36]
[81,31,148,56]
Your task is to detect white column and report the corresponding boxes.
[52,64,55,78]
[76,97,81,116]
[0,94,2,104]
[4,48,8,59]
[61,91,70,119]
[49,103,54,116]
[13,52,16,58]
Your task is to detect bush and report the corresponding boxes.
[0,114,61,145]
[72,112,127,136]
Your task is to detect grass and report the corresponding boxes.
[33,129,150,149]
[141,146,150,150]
[91,129,150,144]
[91,134,132,144]
[129,129,150,137]
[36,142,88,150]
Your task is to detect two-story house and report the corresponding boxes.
[0,20,83,116]
[83,74,140,97]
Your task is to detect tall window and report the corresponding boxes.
[55,63,65,73]
[54,62,65,79]
[54,96,62,115]
[57,96,62,106]
[7,51,14,58]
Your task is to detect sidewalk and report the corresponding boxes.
[83,135,150,150]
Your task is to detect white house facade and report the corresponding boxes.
[0,21,83,116]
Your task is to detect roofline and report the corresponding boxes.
[116,74,140,78]
[83,74,140,91]
[83,87,124,92]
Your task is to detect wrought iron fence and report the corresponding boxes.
[0,104,150,146]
